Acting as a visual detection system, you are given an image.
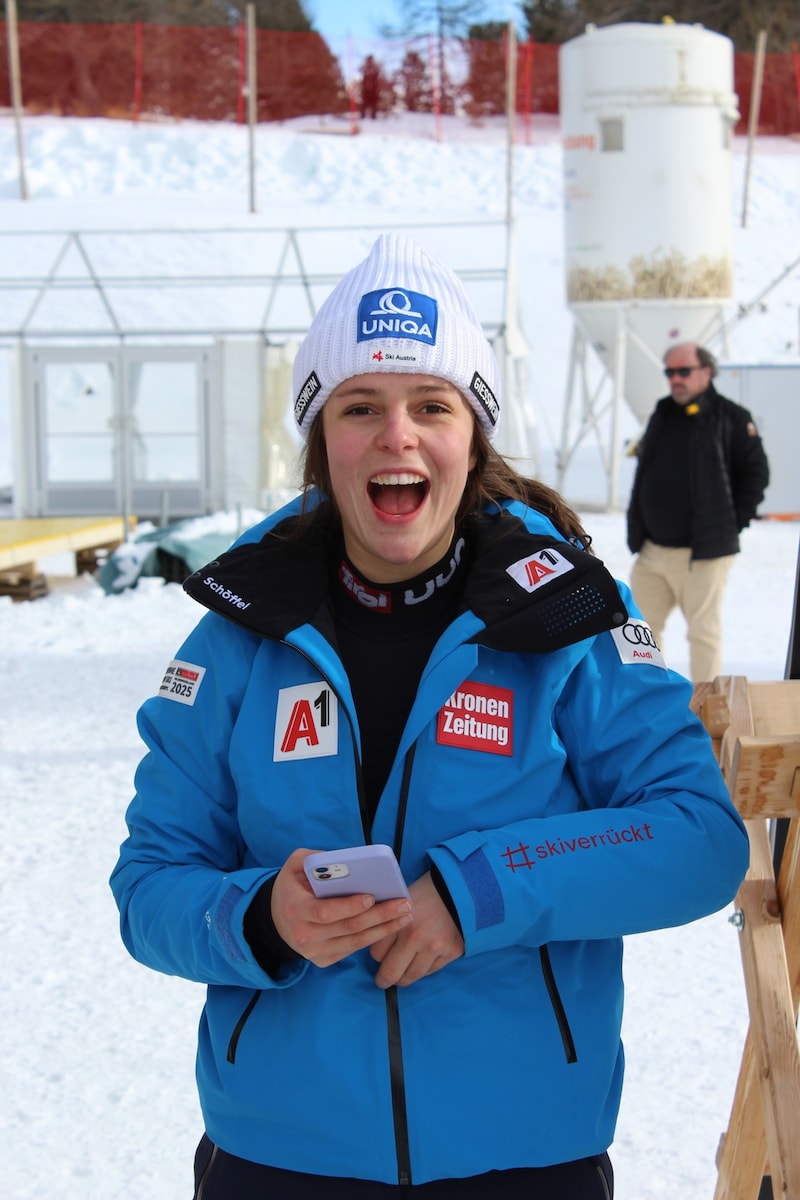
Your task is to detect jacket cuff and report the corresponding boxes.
[244,876,304,976]
[428,834,511,956]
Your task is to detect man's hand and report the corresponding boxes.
[270,849,414,968]
[370,870,464,988]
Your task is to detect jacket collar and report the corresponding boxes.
[183,501,627,655]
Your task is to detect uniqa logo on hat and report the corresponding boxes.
[357,287,438,346]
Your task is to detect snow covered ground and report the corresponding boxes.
[1,106,799,1199]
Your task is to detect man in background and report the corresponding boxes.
[626,341,770,683]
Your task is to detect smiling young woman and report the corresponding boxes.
[319,374,477,582]
[111,233,750,1200]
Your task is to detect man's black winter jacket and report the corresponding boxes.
[626,384,770,560]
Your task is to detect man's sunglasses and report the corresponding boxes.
[664,366,703,378]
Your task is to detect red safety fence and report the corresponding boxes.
[0,22,798,136]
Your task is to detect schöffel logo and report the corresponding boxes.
[295,370,321,427]
[357,287,438,346]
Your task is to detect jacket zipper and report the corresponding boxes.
[383,743,417,1186]
[539,945,577,1064]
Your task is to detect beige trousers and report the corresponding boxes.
[629,540,735,684]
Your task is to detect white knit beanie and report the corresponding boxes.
[292,233,501,440]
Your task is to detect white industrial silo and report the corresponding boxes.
[556,21,739,506]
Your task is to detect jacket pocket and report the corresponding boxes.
[226,990,262,1064]
[539,945,577,1064]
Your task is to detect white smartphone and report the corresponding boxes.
[303,844,411,902]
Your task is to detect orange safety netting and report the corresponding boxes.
[0,23,798,136]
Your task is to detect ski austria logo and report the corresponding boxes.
[436,680,513,756]
[273,681,339,761]
[610,619,667,669]
[159,659,206,706]
[506,547,575,594]
[357,287,438,346]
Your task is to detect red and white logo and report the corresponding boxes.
[338,561,391,611]
[436,681,513,756]
[506,547,575,593]
[159,659,206,706]
[274,682,339,761]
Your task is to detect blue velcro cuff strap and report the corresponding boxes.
[213,885,247,963]
[460,847,505,929]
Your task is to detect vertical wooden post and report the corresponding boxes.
[741,31,767,228]
[694,677,800,1200]
[5,0,29,200]
[246,2,257,214]
[133,20,142,123]
[504,21,517,231]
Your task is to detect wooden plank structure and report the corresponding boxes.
[691,676,800,1200]
[0,516,132,600]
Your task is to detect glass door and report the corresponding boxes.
[126,350,213,520]
[27,345,216,519]
[32,351,121,514]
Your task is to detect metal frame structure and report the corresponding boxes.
[0,219,533,518]
[0,221,517,341]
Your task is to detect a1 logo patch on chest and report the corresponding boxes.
[273,682,339,761]
[436,681,514,756]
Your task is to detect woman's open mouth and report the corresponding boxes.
[368,473,428,515]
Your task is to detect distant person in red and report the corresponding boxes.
[360,54,381,119]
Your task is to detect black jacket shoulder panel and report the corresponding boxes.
[464,511,628,653]
[182,510,334,640]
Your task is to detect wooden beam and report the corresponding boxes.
[735,820,800,1197]
[0,516,130,572]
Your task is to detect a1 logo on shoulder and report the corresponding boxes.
[506,547,574,593]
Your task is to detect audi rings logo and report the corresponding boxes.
[610,618,667,670]
[620,622,660,650]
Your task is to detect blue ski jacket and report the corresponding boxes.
[110,497,749,1185]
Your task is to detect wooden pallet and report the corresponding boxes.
[692,676,800,1200]
[0,566,49,601]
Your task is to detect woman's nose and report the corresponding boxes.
[378,410,418,450]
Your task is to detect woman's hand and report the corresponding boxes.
[270,849,414,968]
[369,871,464,988]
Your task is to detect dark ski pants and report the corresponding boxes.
[193,1134,614,1199]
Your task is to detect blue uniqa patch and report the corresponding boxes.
[357,287,438,346]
